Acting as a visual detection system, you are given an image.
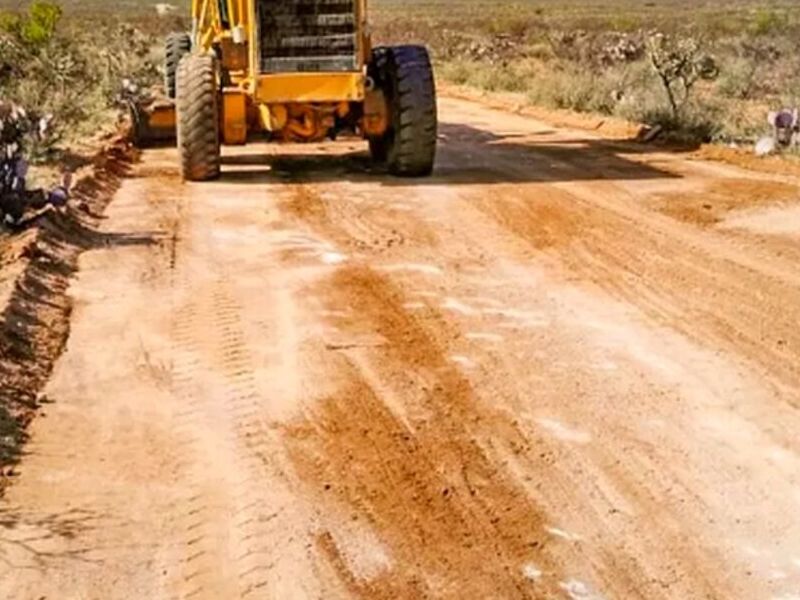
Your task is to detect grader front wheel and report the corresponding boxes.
[176,54,221,182]
[165,32,191,100]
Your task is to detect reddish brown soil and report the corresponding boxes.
[0,141,134,489]
[2,97,800,600]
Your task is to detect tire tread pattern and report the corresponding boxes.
[165,32,191,99]
[176,54,221,182]
[386,45,437,177]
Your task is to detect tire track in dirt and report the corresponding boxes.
[283,264,568,598]
[449,118,800,400]
[274,161,736,598]
[164,191,237,600]
[471,176,800,400]
[164,182,344,599]
[168,225,275,599]
[6,98,800,599]
[279,180,438,259]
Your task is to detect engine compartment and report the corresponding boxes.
[258,0,358,73]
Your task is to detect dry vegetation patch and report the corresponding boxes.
[0,1,180,156]
[372,0,800,145]
[3,0,798,147]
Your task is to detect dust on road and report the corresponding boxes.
[2,96,800,599]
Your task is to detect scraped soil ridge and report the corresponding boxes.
[0,140,135,489]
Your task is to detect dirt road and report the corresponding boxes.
[2,96,800,599]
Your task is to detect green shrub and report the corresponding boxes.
[437,59,478,87]
[438,58,538,94]
[0,11,21,35]
[605,14,642,32]
[0,1,63,47]
[752,9,784,36]
[22,1,62,46]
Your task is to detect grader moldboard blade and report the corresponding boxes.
[128,97,176,147]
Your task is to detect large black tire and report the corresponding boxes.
[176,54,221,181]
[165,32,191,99]
[384,45,438,177]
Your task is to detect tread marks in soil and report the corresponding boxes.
[167,221,298,598]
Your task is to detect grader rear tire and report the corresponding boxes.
[165,32,191,99]
[176,54,221,182]
[385,45,437,177]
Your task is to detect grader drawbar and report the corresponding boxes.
[138,0,438,179]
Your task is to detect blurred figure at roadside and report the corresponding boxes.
[0,102,71,228]
[768,108,799,147]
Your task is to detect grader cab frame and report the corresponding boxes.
[160,0,438,180]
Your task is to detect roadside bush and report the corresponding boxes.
[0,1,62,47]
[22,1,62,46]
[0,1,160,157]
[628,98,723,142]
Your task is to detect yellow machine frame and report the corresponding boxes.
[189,0,383,144]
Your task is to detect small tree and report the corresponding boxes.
[22,1,62,46]
[647,33,719,120]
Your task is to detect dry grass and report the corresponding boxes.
[371,1,800,143]
[0,1,181,161]
[2,0,799,145]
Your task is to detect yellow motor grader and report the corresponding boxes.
[146,0,437,180]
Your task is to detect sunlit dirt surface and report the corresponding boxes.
[2,97,800,599]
